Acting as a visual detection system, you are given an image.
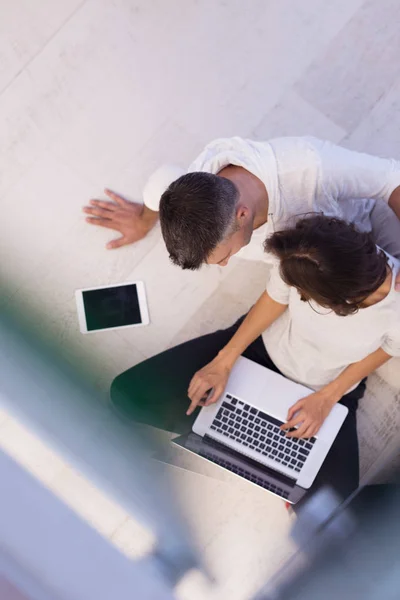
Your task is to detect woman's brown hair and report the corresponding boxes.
[265,215,388,316]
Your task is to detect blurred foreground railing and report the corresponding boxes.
[2,288,400,600]
[0,293,203,599]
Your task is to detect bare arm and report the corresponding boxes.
[389,185,400,220]
[215,291,286,367]
[283,347,392,439]
[379,185,400,290]
[324,347,391,401]
[187,291,287,414]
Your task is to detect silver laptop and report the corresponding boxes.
[172,356,348,504]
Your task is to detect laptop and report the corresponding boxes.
[171,356,348,504]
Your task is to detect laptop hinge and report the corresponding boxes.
[203,433,297,486]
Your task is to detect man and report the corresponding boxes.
[84,136,400,273]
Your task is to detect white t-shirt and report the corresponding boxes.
[263,257,400,392]
[142,136,400,263]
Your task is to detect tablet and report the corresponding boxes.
[75,281,149,334]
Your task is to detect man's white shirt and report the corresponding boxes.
[142,136,400,263]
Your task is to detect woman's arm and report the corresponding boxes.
[216,291,287,368]
[186,291,287,415]
[323,347,391,401]
[283,347,392,439]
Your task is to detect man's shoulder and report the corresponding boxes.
[267,134,324,152]
[187,135,329,181]
[142,164,186,209]
[192,135,326,160]
[203,134,322,146]
[265,136,326,175]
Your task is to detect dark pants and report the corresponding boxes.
[111,317,366,507]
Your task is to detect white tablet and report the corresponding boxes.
[75,281,149,334]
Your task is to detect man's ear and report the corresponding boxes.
[235,204,249,223]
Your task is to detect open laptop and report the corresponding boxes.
[171,356,348,504]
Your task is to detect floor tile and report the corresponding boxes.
[0,72,49,197]
[0,0,84,93]
[342,79,400,158]
[253,90,347,143]
[109,120,204,201]
[296,0,400,131]
[176,0,363,143]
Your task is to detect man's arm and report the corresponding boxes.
[314,138,400,204]
[283,347,392,439]
[387,186,400,290]
[83,165,185,249]
[316,139,400,290]
[389,185,400,220]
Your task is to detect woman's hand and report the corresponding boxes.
[187,353,235,415]
[281,388,339,439]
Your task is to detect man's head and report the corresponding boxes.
[159,172,254,269]
[265,215,388,316]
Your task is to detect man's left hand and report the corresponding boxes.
[281,389,338,439]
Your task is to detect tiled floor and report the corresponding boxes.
[2,1,400,598]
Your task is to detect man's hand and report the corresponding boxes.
[83,189,158,249]
[187,355,234,416]
[281,389,338,439]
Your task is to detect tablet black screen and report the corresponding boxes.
[82,284,142,331]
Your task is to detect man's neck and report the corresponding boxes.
[218,165,269,230]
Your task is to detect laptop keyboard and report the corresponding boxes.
[199,449,289,499]
[210,394,316,474]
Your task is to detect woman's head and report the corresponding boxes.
[265,215,388,316]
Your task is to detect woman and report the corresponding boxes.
[111,216,400,505]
